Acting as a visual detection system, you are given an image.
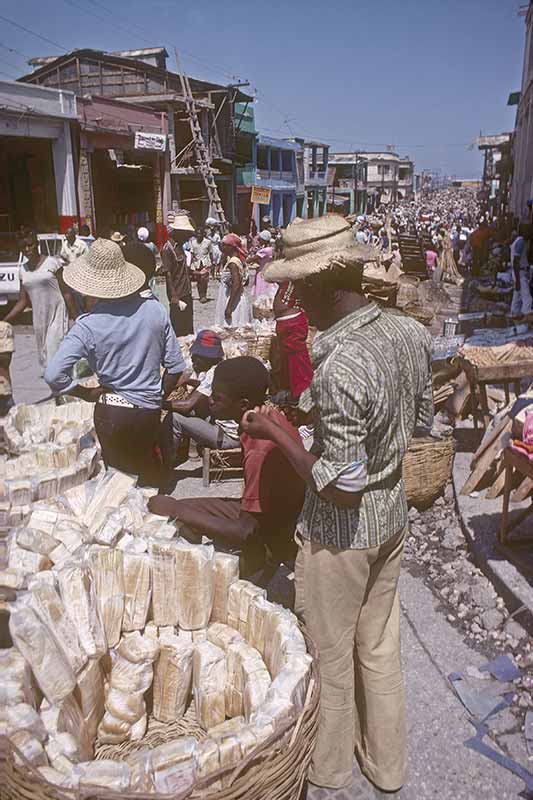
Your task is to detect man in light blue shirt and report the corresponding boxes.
[45,238,185,484]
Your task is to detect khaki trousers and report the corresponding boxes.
[294,528,406,792]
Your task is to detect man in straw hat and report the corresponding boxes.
[44,238,186,485]
[241,215,434,796]
[161,210,195,336]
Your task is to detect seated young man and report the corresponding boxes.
[150,356,305,579]
[161,330,240,465]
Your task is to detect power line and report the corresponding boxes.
[0,42,32,63]
[0,14,66,52]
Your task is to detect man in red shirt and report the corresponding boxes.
[149,356,305,579]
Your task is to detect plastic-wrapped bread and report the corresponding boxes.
[247,596,275,657]
[227,580,266,637]
[0,649,35,706]
[82,470,136,534]
[45,732,82,764]
[267,653,312,714]
[127,748,155,793]
[250,696,295,744]
[9,604,75,704]
[36,470,60,501]
[151,737,196,795]
[57,564,106,659]
[117,533,147,554]
[175,540,215,630]
[74,659,104,742]
[210,552,239,624]
[159,625,176,641]
[61,483,92,520]
[74,760,131,792]
[118,630,160,664]
[9,730,48,768]
[122,552,151,631]
[0,568,26,590]
[0,704,46,740]
[105,688,145,724]
[16,527,57,556]
[193,641,226,730]
[153,634,193,722]
[95,510,124,547]
[263,607,300,675]
[37,765,77,789]
[268,621,307,678]
[88,546,124,647]
[243,664,272,721]
[144,620,159,640]
[53,520,85,553]
[39,694,92,760]
[27,506,59,536]
[8,539,50,577]
[30,583,87,674]
[209,718,250,787]
[149,540,179,627]
[7,478,33,507]
[109,653,153,694]
[97,711,132,744]
[194,737,222,792]
[207,622,243,652]
[129,713,147,741]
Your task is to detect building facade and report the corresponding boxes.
[477,133,513,218]
[510,2,533,222]
[20,47,251,233]
[327,153,367,215]
[301,141,329,218]
[0,80,78,237]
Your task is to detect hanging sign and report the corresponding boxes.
[134,131,167,152]
[251,186,272,205]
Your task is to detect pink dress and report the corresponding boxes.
[253,246,276,299]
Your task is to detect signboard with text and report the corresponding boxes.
[134,131,167,152]
[250,186,272,205]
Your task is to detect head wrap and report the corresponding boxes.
[137,227,149,242]
[258,230,272,243]
[222,233,247,262]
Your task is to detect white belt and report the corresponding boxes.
[98,393,137,408]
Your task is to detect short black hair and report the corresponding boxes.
[303,260,364,295]
[214,356,269,405]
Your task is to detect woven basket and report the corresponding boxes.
[240,335,273,361]
[402,304,434,327]
[0,626,320,800]
[403,435,456,509]
[252,307,275,322]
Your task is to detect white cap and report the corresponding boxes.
[137,227,149,242]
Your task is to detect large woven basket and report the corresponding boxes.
[0,626,320,800]
[403,435,456,509]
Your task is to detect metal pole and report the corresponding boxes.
[354,152,358,214]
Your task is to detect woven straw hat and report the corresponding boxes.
[110,231,125,243]
[63,238,146,299]
[168,212,195,233]
[263,215,380,283]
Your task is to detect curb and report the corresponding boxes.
[453,446,533,634]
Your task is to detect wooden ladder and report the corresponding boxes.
[175,50,228,230]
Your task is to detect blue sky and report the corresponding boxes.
[0,0,526,178]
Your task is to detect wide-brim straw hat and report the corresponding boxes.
[110,231,125,243]
[63,238,146,299]
[168,212,195,233]
[263,214,380,283]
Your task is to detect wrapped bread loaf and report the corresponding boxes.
[7,478,33,507]
[9,730,48,768]
[57,564,106,659]
[0,649,35,706]
[105,688,145,724]
[129,713,147,742]
[127,748,155,793]
[149,540,179,627]
[175,540,215,630]
[227,580,266,637]
[40,694,93,761]
[97,711,131,744]
[225,641,263,718]
[251,696,295,744]
[16,526,57,556]
[243,663,272,721]
[45,732,82,764]
[95,510,124,547]
[9,604,75,704]
[210,552,239,624]
[82,470,136,534]
[153,634,194,722]
[108,653,153,693]
[88,546,124,647]
[151,737,196,795]
[194,736,222,792]
[208,717,256,788]
[74,759,131,792]
[122,552,151,631]
[268,620,307,678]
[36,471,60,501]
[247,596,275,656]
[53,520,85,553]
[193,641,226,730]
[8,539,50,577]
[0,568,26,590]
[207,621,243,652]
[266,654,312,715]
[74,658,105,742]
[0,703,46,740]
[30,583,87,674]
[37,765,77,789]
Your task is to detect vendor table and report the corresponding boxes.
[458,357,533,430]
[499,446,533,546]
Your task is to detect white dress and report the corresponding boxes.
[21,256,69,370]
[214,257,252,329]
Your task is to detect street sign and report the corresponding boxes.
[134,132,167,152]
[251,186,272,205]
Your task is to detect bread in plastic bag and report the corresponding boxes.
[153,634,193,722]
[149,540,179,627]
[193,641,226,730]
[151,737,196,795]
[88,545,124,648]
[122,552,151,631]
[210,552,239,624]
[57,563,106,659]
[30,582,88,674]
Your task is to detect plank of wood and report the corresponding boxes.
[511,476,533,503]
[486,458,507,499]
[471,413,512,468]
[461,433,505,495]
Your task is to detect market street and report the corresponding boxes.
[6,295,528,800]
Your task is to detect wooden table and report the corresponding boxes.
[458,357,533,430]
[499,446,533,546]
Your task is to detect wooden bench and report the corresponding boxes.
[499,446,533,546]
[202,447,244,487]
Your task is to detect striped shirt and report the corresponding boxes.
[298,303,433,550]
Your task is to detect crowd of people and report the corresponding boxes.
[2,189,532,798]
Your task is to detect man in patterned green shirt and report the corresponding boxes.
[242,216,433,797]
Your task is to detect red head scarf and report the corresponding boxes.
[222,233,247,263]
